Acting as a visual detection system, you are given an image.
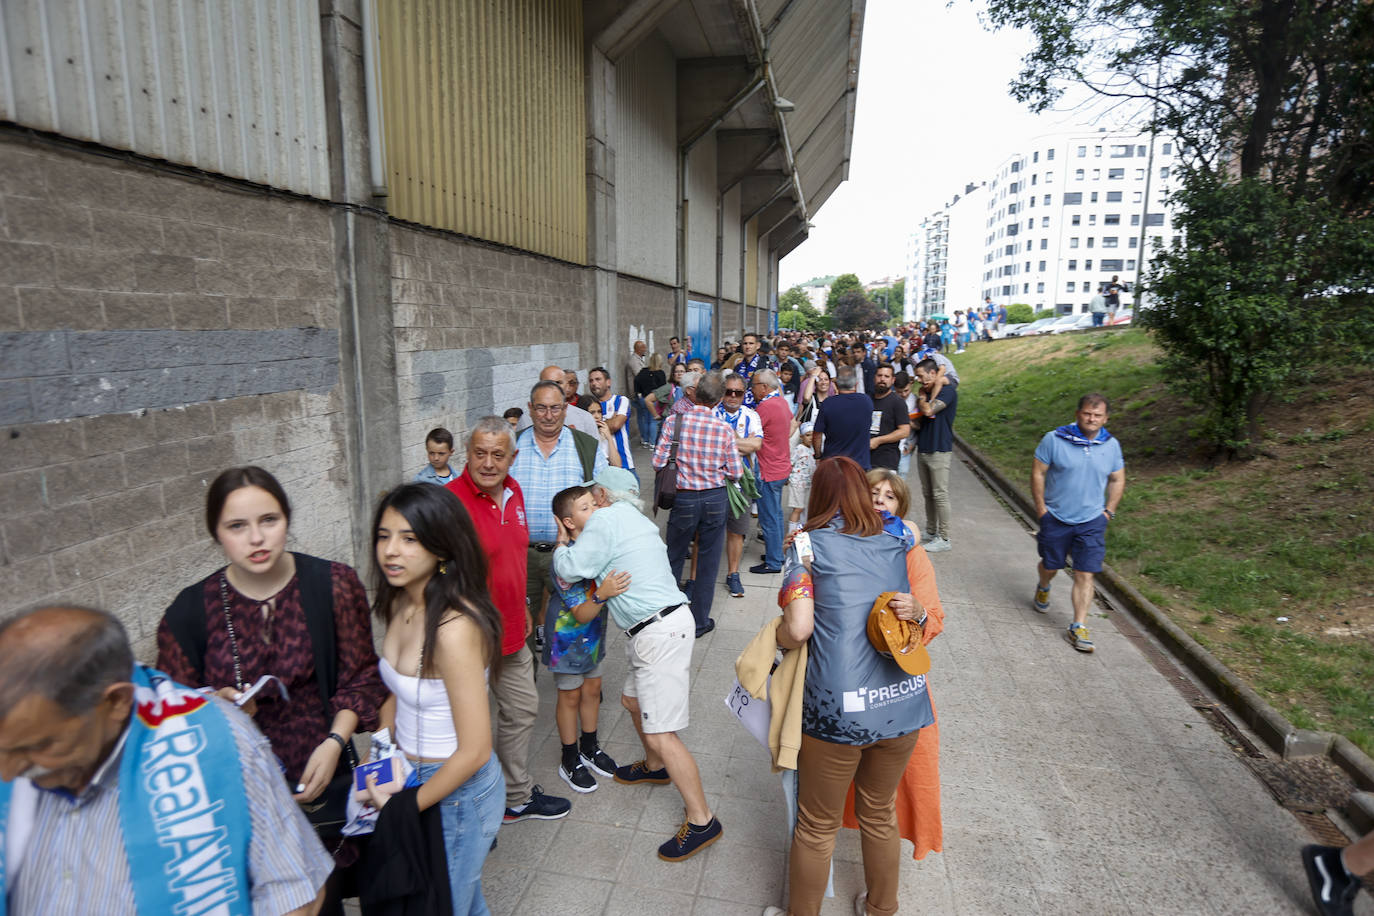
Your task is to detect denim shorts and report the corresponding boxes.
[553,659,604,691]
[412,752,505,915]
[1036,511,1109,573]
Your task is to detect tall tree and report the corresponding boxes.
[830,290,889,332]
[984,0,1374,456]
[826,274,864,312]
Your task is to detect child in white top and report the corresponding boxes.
[786,422,818,528]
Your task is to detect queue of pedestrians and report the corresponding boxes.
[11,323,1355,916]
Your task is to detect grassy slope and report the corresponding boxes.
[951,328,1374,755]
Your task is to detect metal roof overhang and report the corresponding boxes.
[656,0,864,257]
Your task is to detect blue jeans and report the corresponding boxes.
[756,476,786,568]
[665,487,728,630]
[413,753,505,915]
[635,395,654,444]
[1092,311,1105,326]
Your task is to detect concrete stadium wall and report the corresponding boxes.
[617,275,676,366]
[389,225,594,464]
[0,135,353,656]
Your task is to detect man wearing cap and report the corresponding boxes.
[1031,393,1125,653]
[552,467,723,863]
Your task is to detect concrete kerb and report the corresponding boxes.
[952,432,1374,827]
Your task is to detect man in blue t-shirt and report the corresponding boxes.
[812,366,874,470]
[913,358,957,553]
[1031,393,1126,653]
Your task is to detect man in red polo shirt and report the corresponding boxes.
[447,415,571,823]
[750,369,796,574]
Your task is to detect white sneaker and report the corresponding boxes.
[924,537,951,553]
[854,892,869,915]
[763,908,786,916]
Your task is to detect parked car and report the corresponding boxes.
[1110,307,1134,326]
[999,322,1028,338]
[1047,312,1097,334]
[1008,317,1059,337]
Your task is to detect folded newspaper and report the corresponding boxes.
[198,674,289,707]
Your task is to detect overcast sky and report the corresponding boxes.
[777,1,1085,290]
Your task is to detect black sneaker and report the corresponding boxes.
[613,759,671,785]
[534,624,546,652]
[580,746,618,778]
[559,762,597,794]
[503,785,571,823]
[1303,844,1362,916]
[657,815,723,862]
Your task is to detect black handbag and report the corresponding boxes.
[300,738,359,838]
[654,414,683,515]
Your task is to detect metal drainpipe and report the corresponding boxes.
[361,0,387,199]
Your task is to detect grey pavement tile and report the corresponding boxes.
[1033,888,1143,916]
[605,882,697,915]
[615,827,708,892]
[698,845,786,907]
[479,863,534,915]
[537,821,637,881]
[948,879,1042,915]
[513,873,612,915]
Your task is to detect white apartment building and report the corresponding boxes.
[906,183,988,321]
[982,127,1180,313]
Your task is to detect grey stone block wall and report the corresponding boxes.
[389,225,595,468]
[0,135,352,658]
[617,275,676,360]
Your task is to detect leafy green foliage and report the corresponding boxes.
[829,290,889,332]
[1006,303,1035,324]
[778,286,825,332]
[1143,174,1374,454]
[826,273,864,312]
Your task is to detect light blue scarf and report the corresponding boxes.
[0,666,252,916]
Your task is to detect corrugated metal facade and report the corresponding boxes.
[376,0,586,264]
[0,0,330,199]
[612,34,676,287]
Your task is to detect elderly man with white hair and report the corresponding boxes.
[749,368,797,574]
[551,466,724,863]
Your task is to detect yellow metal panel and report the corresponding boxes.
[377,0,586,263]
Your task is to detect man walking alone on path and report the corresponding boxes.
[913,358,957,552]
[1031,394,1126,653]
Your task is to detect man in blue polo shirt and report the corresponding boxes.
[1031,393,1126,653]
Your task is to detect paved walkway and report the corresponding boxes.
[480,453,1353,915]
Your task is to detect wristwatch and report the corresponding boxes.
[1105,509,1116,519]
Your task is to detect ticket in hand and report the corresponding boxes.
[354,757,400,793]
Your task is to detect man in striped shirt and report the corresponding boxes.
[653,371,744,638]
[588,366,634,470]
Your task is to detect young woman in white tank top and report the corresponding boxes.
[358,483,506,915]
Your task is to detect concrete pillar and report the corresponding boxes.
[585,45,619,373]
[319,0,401,564]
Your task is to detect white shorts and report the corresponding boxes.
[622,605,693,734]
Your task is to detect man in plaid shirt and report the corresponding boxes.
[653,370,743,638]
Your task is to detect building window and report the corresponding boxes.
[1063,192,1082,205]
[1032,174,1038,185]
[1090,192,1099,203]
[1094,145,1103,157]
[1089,214,1097,225]
[1086,237,1095,248]
[1040,238,1048,249]
[1048,148,1056,160]
[1110,144,1131,157]
[1134,168,1145,180]
[1037,282,1045,293]
[1075,169,1085,181]
[1137,145,1146,155]
[1161,143,1172,155]
[1041,216,1049,228]
[1023,283,1030,294]
[1104,213,1120,225]
[1127,259,1137,270]
[1038,260,1046,271]
[1067,282,1076,292]
[1046,171,1054,182]
[1128,237,1138,248]
[1067,259,1077,270]
[1106,191,1122,202]
[1077,145,1087,157]
[1101,259,1123,271]
[1091,169,1101,180]
[1069,237,1079,248]
[1145,213,1165,226]
[1160,166,1170,179]
[1071,215,1080,226]
[1108,168,1124,179]
[1084,259,1092,270]
[1102,237,1119,247]
[1130,213,1140,226]
[1043,194,1051,205]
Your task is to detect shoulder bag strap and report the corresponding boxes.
[294,553,338,711]
[668,414,683,465]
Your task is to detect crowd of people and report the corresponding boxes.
[2,319,1358,916]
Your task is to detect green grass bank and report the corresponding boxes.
[949,328,1374,755]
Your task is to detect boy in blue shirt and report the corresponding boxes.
[546,485,629,792]
[413,427,458,485]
